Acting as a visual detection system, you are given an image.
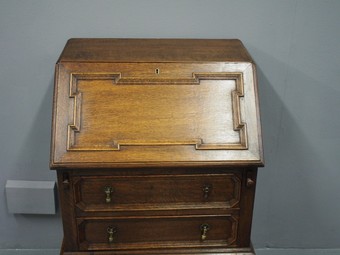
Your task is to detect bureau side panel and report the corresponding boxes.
[237,168,258,246]
[57,171,79,251]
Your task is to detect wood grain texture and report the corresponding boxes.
[77,215,238,250]
[50,61,263,168]
[73,173,241,212]
[51,39,263,255]
[58,38,254,63]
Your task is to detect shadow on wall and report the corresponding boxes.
[250,47,340,248]
[4,77,63,249]
[17,78,56,180]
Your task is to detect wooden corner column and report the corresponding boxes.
[50,39,264,255]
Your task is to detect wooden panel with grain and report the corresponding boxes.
[77,215,239,251]
[51,62,263,168]
[73,173,241,212]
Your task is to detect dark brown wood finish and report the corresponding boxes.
[51,39,263,255]
[74,173,241,211]
[58,38,254,63]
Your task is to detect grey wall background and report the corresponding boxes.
[0,0,339,250]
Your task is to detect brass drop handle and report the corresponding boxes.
[203,184,212,199]
[200,224,210,241]
[107,226,117,243]
[246,178,255,188]
[104,186,113,203]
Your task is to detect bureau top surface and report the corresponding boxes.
[58,38,253,63]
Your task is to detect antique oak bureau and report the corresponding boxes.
[50,39,264,255]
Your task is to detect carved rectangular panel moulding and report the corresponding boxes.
[73,173,241,212]
[67,73,247,151]
[52,60,262,167]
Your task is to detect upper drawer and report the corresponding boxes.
[74,173,241,212]
[50,61,263,168]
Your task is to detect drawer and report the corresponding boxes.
[77,215,239,251]
[74,174,241,212]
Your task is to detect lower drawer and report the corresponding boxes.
[77,215,239,251]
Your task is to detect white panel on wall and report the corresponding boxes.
[5,180,57,215]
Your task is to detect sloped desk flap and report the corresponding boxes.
[50,40,263,168]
